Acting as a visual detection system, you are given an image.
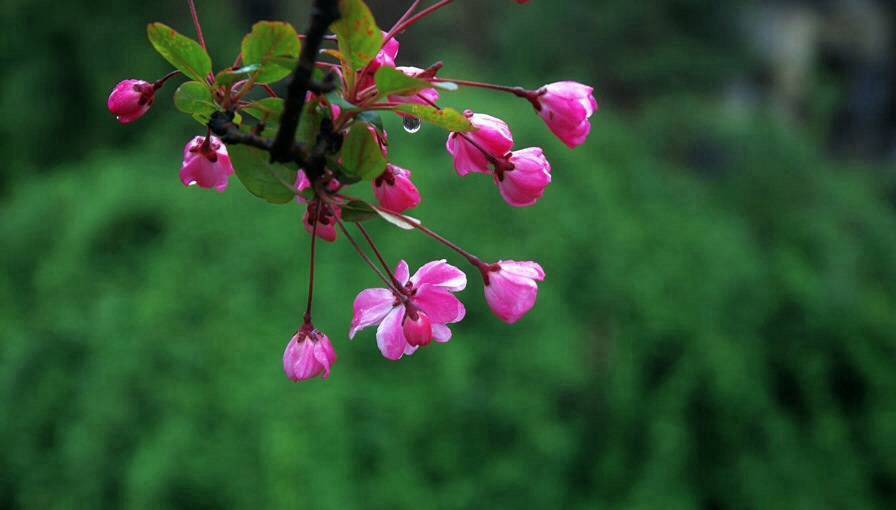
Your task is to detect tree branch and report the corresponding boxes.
[270,0,341,167]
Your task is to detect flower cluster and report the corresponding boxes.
[109,0,595,382]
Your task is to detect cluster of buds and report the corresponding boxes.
[109,0,596,382]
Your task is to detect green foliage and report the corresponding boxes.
[394,105,473,132]
[374,67,432,98]
[173,81,217,124]
[240,21,302,84]
[331,0,383,71]
[340,122,387,180]
[146,23,212,83]
[229,145,298,204]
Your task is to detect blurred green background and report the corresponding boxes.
[3,0,896,508]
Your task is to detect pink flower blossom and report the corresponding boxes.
[482,261,545,324]
[108,79,155,124]
[389,66,440,109]
[180,136,234,192]
[535,81,597,149]
[496,147,552,207]
[374,164,421,213]
[295,171,341,204]
[283,327,337,381]
[446,112,514,176]
[350,260,467,360]
[357,33,401,93]
[303,201,342,242]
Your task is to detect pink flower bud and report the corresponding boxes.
[295,171,341,204]
[402,309,433,347]
[445,112,514,176]
[483,261,545,324]
[108,79,155,124]
[389,66,440,109]
[303,201,342,242]
[357,33,400,93]
[534,81,597,149]
[374,164,421,213]
[180,136,234,192]
[283,328,337,382]
[496,148,552,207]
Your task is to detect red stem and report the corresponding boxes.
[336,220,402,293]
[382,0,422,47]
[389,0,454,39]
[153,70,182,90]
[304,201,322,324]
[187,0,207,50]
[356,223,404,290]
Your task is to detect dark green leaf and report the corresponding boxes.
[147,23,212,83]
[241,21,302,84]
[340,122,387,181]
[373,67,431,98]
[228,145,298,204]
[357,111,385,132]
[331,0,382,71]
[393,105,474,132]
[214,64,262,88]
[242,98,285,123]
[340,200,379,222]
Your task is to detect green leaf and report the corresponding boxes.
[241,21,302,84]
[228,145,298,204]
[340,200,379,222]
[331,0,383,71]
[214,64,262,88]
[242,97,285,123]
[393,105,474,132]
[297,103,323,147]
[174,81,217,114]
[340,122,387,181]
[373,67,431,98]
[372,205,418,230]
[147,23,212,83]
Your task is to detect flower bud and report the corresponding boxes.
[534,81,597,149]
[483,261,546,324]
[180,136,234,192]
[403,309,433,347]
[374,164,421,213]
[108,79,155,124]
[303,201,341,242]
[389,66,440,109]
[496,148,552,207]
[445,112,514,176]
[283,328,337,382]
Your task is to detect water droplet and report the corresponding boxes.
[402,117,422,134]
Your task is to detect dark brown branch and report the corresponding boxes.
[208,111,309,165]
[270,0,341,168]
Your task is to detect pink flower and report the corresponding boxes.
[357,33,400,93]
[108,79,155,124]
[482,261,545,324]
[446,112,514,176]
[283,327,337,382]
[295,171,341,204]
[303,201,341,242]
[180,136,234,192]
[350,260,467,360]
[496,148,552,207]
[389,66,440,109]
[534,81,597,149]
[374,164,421,213]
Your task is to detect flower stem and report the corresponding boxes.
[304,200,321,324]
[153,70,182,90]
[356,223,403,289]
[389,0,454,39]
[336,220,401,293]
[187,0,207,50]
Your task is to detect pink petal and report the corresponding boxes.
[376,306,410,360]
[484,271,539,324]
[431,324,452,343]
[413,284,466,324]
[394,260,410,286]
[349,288,396,338]
[499,260,545,280]
[410,260,467,291]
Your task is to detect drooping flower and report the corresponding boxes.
[482,260,545,324]
[356,33,401,93]
[533,81,597,149]
[350,260,467,360]
[283,326,337,382]
[389,66,440,109]
[303,201,342,242]
[495,147,552,207]
[446,112,514,176]
[180,136,234,192]
[108,79,155,124]
[374,164,421,213]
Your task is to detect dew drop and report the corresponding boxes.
[402,116,422,134]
